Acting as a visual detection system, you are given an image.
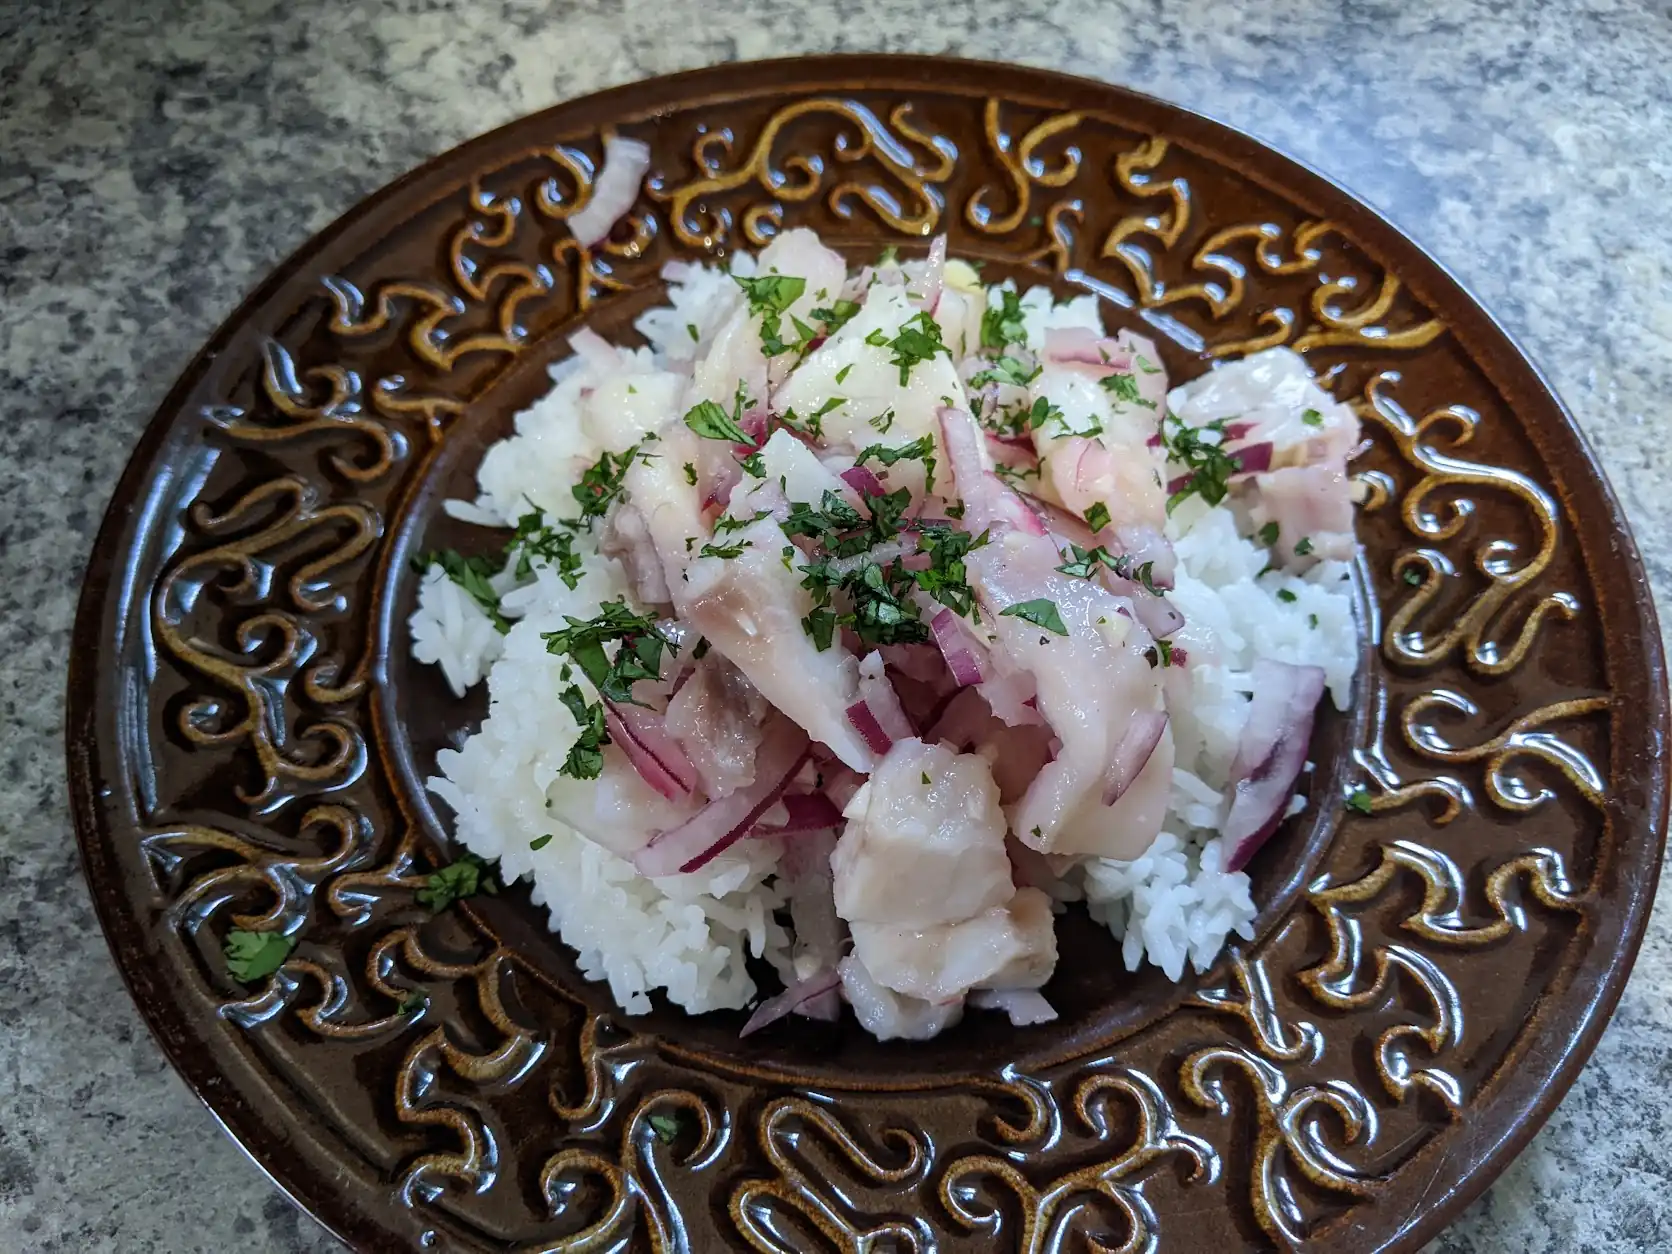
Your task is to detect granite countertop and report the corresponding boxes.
[4,0,1672,1250]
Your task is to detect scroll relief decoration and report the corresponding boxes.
[137,94,1608,1249]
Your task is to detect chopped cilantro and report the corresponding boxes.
[802,606,838,651]
[417,852,498,911]
[683,462,697,486]
[684,391,753,445]
[687,322,700,342]
[1294,536,1315,556]
[1403,568,1422,586]
[969,355,1041,389]
[921,771,932,786]
[810,299,861,337]
[734,273,808,357]
[556,684,609,778]
[1277,588,1298,603]
[510,511,584,589]
[834,363,854,385]
[1346,788,1375,815]
[1142,638,1177,667]
[869,407,897,433]
[529,833,553,851]
[1302,407,1323,428]
[812,396,848,420]
[1308,613,1319,629]
[1257,521,1280,546]
[698,540,750,559]
[1163,415,1242,514]
[542,600,676,708]
[878,245,899,265]
[420,549,509,632]
[1100,372,1155,407]
[1134,354,1162,375]
[945,501,966,520]
[223,929,294,983]
[1054,545,1157,588]
[648,1111,685,1144]
[1084,502,1112,533]
[738,450,766,477]
[865,311,952,385]
[856,434,937,494]
[712,510,768,535]
[1000,598,1067,636]
[980,288,1028,350]
[398,991,428,1016]
[992,461,1041,487]
[914,524,988,617]
[574,441,650,523]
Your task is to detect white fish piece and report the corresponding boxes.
[580,366,685,455]
[729,428,852,514]
[1167,345,1360,469]
[621,421,707,587]
[544,747,701,860]
[1049,725,1176,858]
[755,227,849,386]
[849,886,1058,1001]
[775,285,969,495]
[689,299,769,413]
[1248,463,1358,568]
[680,514,876,772]
[838,955,964,1041]
[832,738,1013,929]
[970,529,1170,860]
[663,653,769,798]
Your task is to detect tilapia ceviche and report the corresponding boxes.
[410,223,1361,1042]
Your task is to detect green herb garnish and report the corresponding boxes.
[864,311,952,385]
[1100,372,1155,407]
[417,852,498,911]
[1294,536,1315,556]
[1000,598,1067,636]
[224,929,295,983]
[1084,502,1112,533]
[969,355,1041,390]
[420,550,509,632]
[980,288,1028,350]
[1346,788,1375,815]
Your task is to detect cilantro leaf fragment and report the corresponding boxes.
[1346,787,1375,815]
[1276,588,1298,603]
[1302,407,1324,428]
[510,511,584,589]
[224,929,295,983]
[647,1111,686,1145]
[969,355,1041,390]
[1083,502,1112,534]
[865,311,952,385]
[557,685,609,779]
[1294,536,1315,556]
[419,550,509,632]
[542,600,675,708]
[698,541,750,559]
[980,288,1028,350]
[1100,372,1155,407]
[734,273,808,357]
[417,852,498,912]
[1000,598,1067,636]
[684,396,753,445]
[1163,416,1243,514]
[1257,521,1280,546]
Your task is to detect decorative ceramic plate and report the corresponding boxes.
[68,55,1668,1253]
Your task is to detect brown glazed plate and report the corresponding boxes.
[66,54,1669,1253]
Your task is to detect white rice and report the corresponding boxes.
[410,258,1358,1012]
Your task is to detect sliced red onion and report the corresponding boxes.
[968,987,1058,1025]
[840,464,887,498]
[568,134,651,249]
[846,701,894,755]
[924,687,990,751]
[603,701,699,801]
[930,608,990,686]
[1102,710,1170,805]
[909,234,947,312]
[774,792,845,833]
[740,967,843,1037]
[876,645,938,687]
[858,653,915,741]
[567,325,620,374]
[820,763,865,812]
[938,405,1049,536]
[1229,440,1274,477]
[1223,660,1327,872]
[1042,327,1135,374]
[634,726,809,877]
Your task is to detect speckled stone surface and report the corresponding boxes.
[3,0,1671,1249]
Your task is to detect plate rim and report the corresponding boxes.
[66,51,1670,1253]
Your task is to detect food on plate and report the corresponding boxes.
[410,227,1360,1040]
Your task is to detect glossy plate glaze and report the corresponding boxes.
[67,55,1667,1253]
